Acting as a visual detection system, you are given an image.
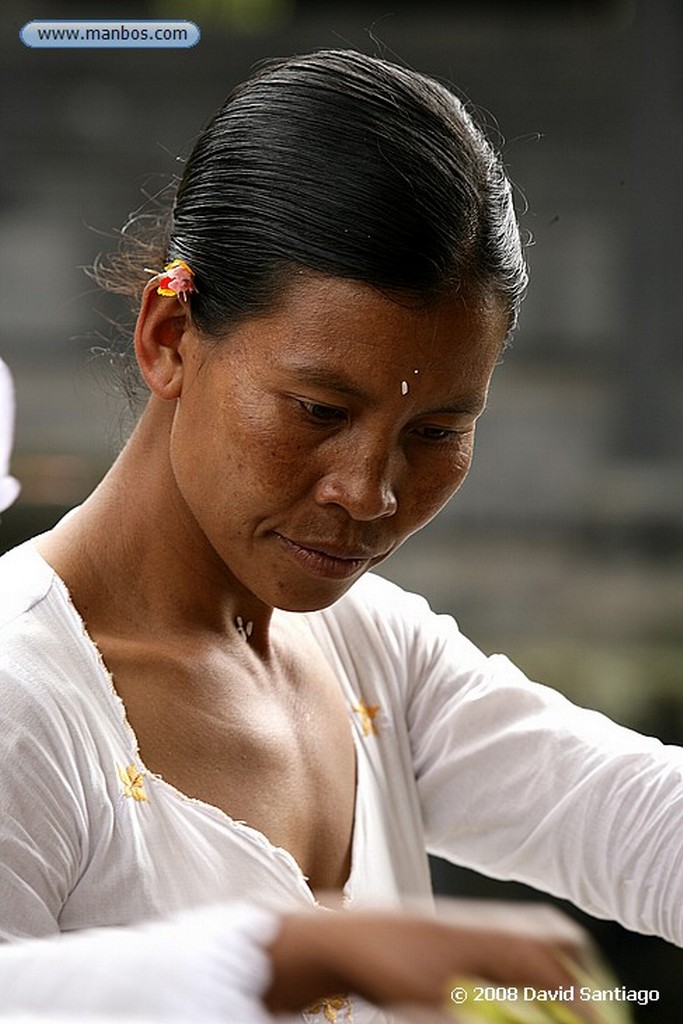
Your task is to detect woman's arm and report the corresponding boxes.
[0,903,278,1022]
[406,610,683,946]
[266,904,586,1017]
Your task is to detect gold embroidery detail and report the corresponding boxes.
[118,763,148,802]
[306,994,352,1022]
[352,699,380,737]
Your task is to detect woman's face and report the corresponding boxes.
[169,274,508,612]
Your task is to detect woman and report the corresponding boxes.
[1,333,581,1023]
[0,50,680,1021]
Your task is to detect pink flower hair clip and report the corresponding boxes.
[146,259,196,302]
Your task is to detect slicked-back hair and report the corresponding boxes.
[166,50,527,338]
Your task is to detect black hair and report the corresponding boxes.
[98,49,527,354]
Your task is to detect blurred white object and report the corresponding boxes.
[0,358,20,512]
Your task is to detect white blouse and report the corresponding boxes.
[1,538,682,1020]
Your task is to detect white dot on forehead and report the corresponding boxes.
[401,380,409,395]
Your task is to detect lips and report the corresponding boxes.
[276,533,382,580]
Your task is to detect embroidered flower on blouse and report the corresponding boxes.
[351,699,380,737]
[118,763,148,802]
[305,994,352,1022]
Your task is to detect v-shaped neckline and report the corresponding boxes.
[42,549,363,908]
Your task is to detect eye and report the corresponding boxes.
[414,425,465,444]
[297,400,347,425]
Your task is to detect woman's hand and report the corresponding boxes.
[264,901,594,1019]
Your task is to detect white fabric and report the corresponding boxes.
[1,538,683,1020]
[0,359,20,513]
[0,902,278,1022]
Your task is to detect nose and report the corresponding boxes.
[314,445,399,521]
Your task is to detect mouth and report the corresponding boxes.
[275,534,381,580]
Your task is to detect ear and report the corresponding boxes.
[133,280,193,400]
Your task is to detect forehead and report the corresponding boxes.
[236,273,508,381]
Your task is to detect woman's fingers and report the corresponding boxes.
[263,906,595,1018]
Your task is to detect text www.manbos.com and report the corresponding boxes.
[20,21,200,49]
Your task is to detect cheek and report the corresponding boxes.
[450,435,476,488]
[403,438,474,525]
[204,400,312,511]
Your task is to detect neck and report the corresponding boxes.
[37,397,275,655]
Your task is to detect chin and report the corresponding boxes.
[268,572,366,614]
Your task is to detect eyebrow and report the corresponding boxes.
[282,363,487,417]
[285,365,369,403]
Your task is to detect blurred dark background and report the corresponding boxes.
[1,1,682,1019]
